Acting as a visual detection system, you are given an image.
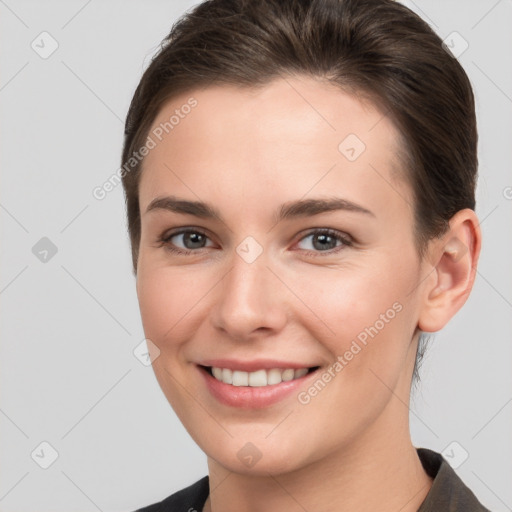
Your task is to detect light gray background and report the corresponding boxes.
[1,1,511,511]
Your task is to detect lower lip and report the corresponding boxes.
[197,365,319,409]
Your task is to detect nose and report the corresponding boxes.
[210,247,288,341]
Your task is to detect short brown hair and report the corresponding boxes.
[121,0,478,384]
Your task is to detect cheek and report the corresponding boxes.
[135,266,206,417]
[285,260,419,439]
[298,255,418,376]
[136,265,203,352]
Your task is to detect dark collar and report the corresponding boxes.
[416,447,490,511]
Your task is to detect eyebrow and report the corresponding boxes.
[145,195,375,223]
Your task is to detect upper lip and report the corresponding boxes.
[198,359,321,372]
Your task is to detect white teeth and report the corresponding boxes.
[210,366,313,386]
[282,369,295,381]
[248,369,267,387]
[232,370,249,386]
[267,368,282,385]
[221,368,233,384]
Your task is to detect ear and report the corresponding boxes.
[417,208,482,333]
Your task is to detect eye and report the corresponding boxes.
[158,228,215,255]
[295,228,352,256]
[157,227,352,257]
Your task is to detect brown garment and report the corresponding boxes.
[134,447,492,511]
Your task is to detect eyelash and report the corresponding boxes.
[156,227,353,257]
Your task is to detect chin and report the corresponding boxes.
[220,453,303,476]
[202,434,319,476]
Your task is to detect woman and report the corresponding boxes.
[122,0,490,510]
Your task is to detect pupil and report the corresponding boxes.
[185,232,205,249]
[314,234,335,251]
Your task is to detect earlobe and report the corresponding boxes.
[418,209,481,333]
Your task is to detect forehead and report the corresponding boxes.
[139,75,412,220]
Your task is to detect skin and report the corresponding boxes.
[135,75,481,512]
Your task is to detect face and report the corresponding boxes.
[135,75,427,475]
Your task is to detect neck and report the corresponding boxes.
[203,398,433,512]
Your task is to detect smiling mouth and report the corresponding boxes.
[199,364,321,387]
